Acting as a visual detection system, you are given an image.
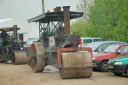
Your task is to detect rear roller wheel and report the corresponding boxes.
[11,51,28,65]
[28,42,45,73]
[59,52,93,79]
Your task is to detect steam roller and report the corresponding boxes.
[0,25,28,65]
[27,6,93,79]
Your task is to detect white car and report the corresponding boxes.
[84,41,127,54]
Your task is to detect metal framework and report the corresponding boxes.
[28,11,83,38]
[38,18,64,38]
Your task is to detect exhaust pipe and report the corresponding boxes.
[54,7,61,12]
[13,25,18,40]
[63,6,70,34]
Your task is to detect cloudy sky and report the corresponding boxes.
[0,0,80,38]
[0,0,79,19]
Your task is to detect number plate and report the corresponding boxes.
[108,65,113,69]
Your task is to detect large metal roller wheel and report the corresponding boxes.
[28,42,45,73]
[59,52,93,79]
[12,51,28,65]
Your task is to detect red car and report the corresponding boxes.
[93,44,128,72]
[23,40,38,51]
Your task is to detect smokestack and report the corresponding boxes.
[13,25,18,40]
[54,7,61,12]
[63,6,70,34]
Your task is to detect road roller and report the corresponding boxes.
[0,25,27,65]
[27,6,93,79]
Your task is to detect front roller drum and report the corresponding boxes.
[59,52,93,79]
[13,52,28,65]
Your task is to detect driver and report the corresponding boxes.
[0,30,10,46]
[1,30,10,40]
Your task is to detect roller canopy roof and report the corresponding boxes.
[0,27,20,32]
[28,11,84,23]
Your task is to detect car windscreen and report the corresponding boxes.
[93,39,102,42]
[104,45,119,53]
[85,42,101,49]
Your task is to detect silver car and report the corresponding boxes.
[84,41,127,54]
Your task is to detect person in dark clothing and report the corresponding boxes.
[0,31,10,46]
[1,30,10,40]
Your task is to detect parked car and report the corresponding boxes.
[80,37,102,46]
[108,56,128,76]
[93,44,128,72]
[23,40,38,50]
[84,41,127,54]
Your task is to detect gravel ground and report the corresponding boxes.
[0,61,127,85]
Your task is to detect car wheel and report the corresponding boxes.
[93,68,97,71]
[114,72,122,76]
[127,67,128,76]
[0,60,7,63]
[100,61,109,72]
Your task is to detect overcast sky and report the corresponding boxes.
[0,0,80,38]
[0,0,79,19]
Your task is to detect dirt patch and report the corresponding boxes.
[0,62,127,85]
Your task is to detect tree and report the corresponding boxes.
[76,0,94,24]
[88,0,128,41]
[70,0,93,37]
[70,21,85,36]
[71,0,128,42]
